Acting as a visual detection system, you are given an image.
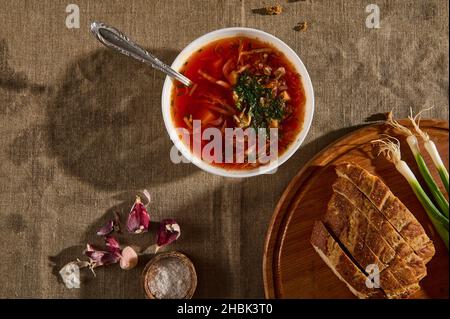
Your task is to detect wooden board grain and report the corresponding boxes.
[263,119,449,299]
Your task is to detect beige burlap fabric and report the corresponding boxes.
[0,0,448,298]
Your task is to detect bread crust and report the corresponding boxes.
[310,163,434,298]
[310,221,385,299]
[335,162,435,263]
[323,193,421,297]
[333,176,427,281]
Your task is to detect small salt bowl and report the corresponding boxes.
[142,251,197,299]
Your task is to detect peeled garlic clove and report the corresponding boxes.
[120,246,138,270]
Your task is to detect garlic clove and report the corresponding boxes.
[96,220,114,236]
[120,246,138,270]
[156,219,181,248]
[127,197,151,234]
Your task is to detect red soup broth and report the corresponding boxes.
[171,36,306,170]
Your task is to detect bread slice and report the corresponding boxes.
[323,193,421,297]
[323,193,391,272]
[333,176,427,281]
[335,162,435,263]
[310,221,384,299]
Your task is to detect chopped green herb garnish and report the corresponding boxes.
[233,72,285,130]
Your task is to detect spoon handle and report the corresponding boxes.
[90,21,193,87]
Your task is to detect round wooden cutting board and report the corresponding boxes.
[263,119,449,299]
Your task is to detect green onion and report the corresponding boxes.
[397,161,449,249]
[409,107,449,195]
[407,136,449,218]
[373,137,449,249]
[387,115,449,218]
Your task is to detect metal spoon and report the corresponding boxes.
[90,21,193,87]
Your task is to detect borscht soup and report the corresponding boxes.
[171,36,306,170]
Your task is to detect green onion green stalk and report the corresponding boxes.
[373,137,449,250]
[406,135,449,218]
[386,111,449,219]
[396,160,449,249]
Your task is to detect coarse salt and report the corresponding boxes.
[148,257,192,299]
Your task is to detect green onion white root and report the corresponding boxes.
[386,111,449,218]
[372,136,449,249]
[408,107,449,195]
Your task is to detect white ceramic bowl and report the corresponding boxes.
[162,27,314,178]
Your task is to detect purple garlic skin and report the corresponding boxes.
[105,236,120,252]
[97,212,121,236]
[85,244,121,266]
[127,197,150,234]
[156,219,181,248]
[96,220,114,236]
[84,236,121,266]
